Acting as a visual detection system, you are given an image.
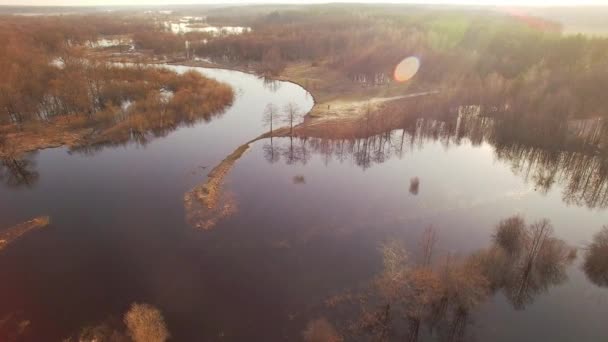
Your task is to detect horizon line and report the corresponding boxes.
[2,2,608,9]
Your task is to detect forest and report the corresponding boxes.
[196,6,608,127]
[0,15,233,157]
[3,7,608,157]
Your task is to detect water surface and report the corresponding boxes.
[1,65,607,341]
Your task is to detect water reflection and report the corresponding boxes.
[70,91,231,155]
[480,217,576,310]
[583,226,608,288]
[409,177,420,195]
[0,154,39,188]
[262,77,282,92]
[326,216,575,341]
[263,140,281,164]
[263,107,608,209]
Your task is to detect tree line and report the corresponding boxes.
[196,6,608,119]
[0,15,234,154]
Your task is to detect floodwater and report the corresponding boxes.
[1,66,608,341]
[164,22,251,35]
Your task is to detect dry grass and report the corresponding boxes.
[0,118,92,158]
[184,143,251,230]
[279,61,422,119]
[0,216,50,252]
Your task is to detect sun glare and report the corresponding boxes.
[394,56,420,83]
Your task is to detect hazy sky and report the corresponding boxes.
[3,0,608,7]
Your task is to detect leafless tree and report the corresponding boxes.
[283,102,302,136]
[263,103,279,136]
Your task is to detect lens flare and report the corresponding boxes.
[394,56,420,83]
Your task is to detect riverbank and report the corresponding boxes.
[178,60,441,230]
[172,59,437,121]
[0,117,95,158]
[0,65,234,158]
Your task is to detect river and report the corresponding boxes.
[0,65,607,341]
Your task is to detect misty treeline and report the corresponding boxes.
[197,7,608,118]
[319,216,577,341]
[0,14,197,56]
[0,16,233,149]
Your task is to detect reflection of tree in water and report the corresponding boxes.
[278,136,312,166]
[0,155,39,188]
[266,132,412,170]
[262,77,282,92]
[493,143,608,209]
[479,216,577,310]
[583,226,608,288]
[322,216,575,341]
[266,105,608,208]
[70,101,230,155]
[263,139,281,164]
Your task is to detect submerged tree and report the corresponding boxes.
[485,216,577,310]
[302,318,343,342]
[332,216,576,341]
[371,227,488,342]
[123,303,170,342]
[72,319,129,342]
[63,303,169,342]
[583,226,608,288]
[492,215,527,256]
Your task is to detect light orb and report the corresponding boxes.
[394,56,420,82]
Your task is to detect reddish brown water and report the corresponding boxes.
[1,66,607,341]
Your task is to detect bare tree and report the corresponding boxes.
[263,103,279,136]
[283,102,302,136]
[261,46,285,76]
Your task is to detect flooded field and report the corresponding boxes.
[1,65,608,341]
[164,21,251,36]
